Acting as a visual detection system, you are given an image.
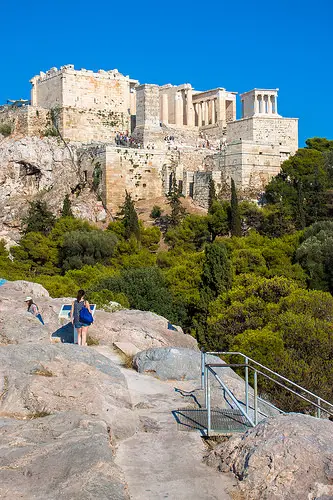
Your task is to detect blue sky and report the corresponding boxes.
[1,0,332,146]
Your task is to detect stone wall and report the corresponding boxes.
[101,147,167,215]
[0,106,50,137]
[31,66,131,114]
[227,116,298,155]
[60,107,128,143]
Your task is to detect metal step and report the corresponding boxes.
[174,407,253,435]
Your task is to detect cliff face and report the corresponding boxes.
[0,136,105,243]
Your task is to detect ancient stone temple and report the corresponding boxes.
[0,64,298,215]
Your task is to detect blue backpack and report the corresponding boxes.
[79,306,94,325]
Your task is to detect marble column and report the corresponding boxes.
[274,95,278,114]
[204,101,209,125]
[175,92,183,126]
[211,99,216,124]
[198,102,202,127]
[216,91,226,123]
[268,95,273,115]
[186,88,194,126]
[162,93,169,124]
[254,95,259,114]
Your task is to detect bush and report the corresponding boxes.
[61,230,118,271]
[0,123,12,137]
[43,126,59,137]
[150,205,162,218]
[93,267,177,322]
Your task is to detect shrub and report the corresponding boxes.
[0,123,12,137]
[150,205,162,218]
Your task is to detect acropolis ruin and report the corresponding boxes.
[0,64,298,214]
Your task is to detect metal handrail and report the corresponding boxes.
[205,365,255,433]
[202,351,333,420]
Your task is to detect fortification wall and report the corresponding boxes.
[60,108,129,143]
[102,147,167,215]
[0,106,49,137]
[31,67,131,115]
[227,116,298,154]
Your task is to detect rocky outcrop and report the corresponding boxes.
[206,413,333,500]
[0,280,197,350]
[0,136,104,239]
[133,347,222,380]
[0,411,129,500]
[89,310,198,351]
[0,343,137,440]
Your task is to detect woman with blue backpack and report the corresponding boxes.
[70,289,93,346]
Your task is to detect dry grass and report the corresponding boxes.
[87,335,99,346]
[31,366,54,377]
[27,409,51,419]
[119,352,135,369]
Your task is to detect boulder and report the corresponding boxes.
[0,280,198,351]
[0,411,129,500]
[88,309,197,351]
[133,347,223,381]
[205,413,333,500]
[0,344,137,441]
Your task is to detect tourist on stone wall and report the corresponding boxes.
[25,296,44,324]
[70,289,93,346]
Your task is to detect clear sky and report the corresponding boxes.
[1,0,332,146]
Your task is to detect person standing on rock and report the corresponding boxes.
[70,289,92,346]
[25,296,44,325]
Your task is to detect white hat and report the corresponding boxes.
[25,296,33,302]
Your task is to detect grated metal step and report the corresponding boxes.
[173,407,253,434]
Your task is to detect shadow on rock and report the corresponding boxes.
[51,322,74,343]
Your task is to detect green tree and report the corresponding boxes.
[118,191,140,240]
[165,215,210,251]
[305,137,333,152]
[11,232,59,275]
[200,241,232,306]
[230,179,241,236]
[166,175,187,228]
[62,194,73,218]
[22,200,56,236]
[264,148,328,226]
[208,201,229,241]
[61,230,118,271]
[93,267,177,322]
[208,178,217,213]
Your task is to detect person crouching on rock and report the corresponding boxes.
[25,296,44,325]
[70,289,92,346]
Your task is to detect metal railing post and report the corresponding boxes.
[207,374,211,436]
[204,365,208,409]
[254,370,258,425]
[245,356,249,415]
[317,398,321,419]
[201,349,205,390]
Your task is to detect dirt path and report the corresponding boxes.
[95,346,237,500]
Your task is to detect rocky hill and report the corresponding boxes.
[1,279,333,499]
[0,136,104,244]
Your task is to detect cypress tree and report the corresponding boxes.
[208,178,217,213]
[119,191,140,240]
[200,241,232,305]
[230,178,242,236]
[62,194,73,218]
[166,175,187,228]
[22,200,56,236]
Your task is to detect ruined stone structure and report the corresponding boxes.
[0,65,298,214]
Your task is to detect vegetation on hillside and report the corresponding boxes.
[1,138,333,411]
